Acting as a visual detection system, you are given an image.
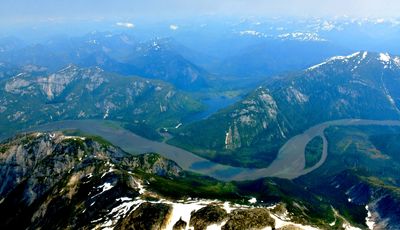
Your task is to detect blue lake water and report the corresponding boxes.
[186,96,241,122]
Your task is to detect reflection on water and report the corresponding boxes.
[213,167,245,179]
[189,161,218,170]
[186,96,241,122]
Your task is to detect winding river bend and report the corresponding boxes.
[6,119,400,181]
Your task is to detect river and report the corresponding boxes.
[4,119,400,181]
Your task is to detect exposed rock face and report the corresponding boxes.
[4,77,31,93]
[122,153,183,177]
[225,123,241,150]
[190,205,228,230]
[0,132,182,199]
[187,205,277,230]
[328,171,400,229]
[172,218,187,230]
[0,132,183,230]
[222,208,275,230]
[115,202,172,230]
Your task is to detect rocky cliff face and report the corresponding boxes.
[329,171,400,230]
[0,132,183,229]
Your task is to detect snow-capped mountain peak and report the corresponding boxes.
[378,52,400,69]
[308,51,400,71]
[239,30,267,38]
[277,32,326,42]
[379,52,391,63]
[308,52,362,70]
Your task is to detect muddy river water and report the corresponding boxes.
[6,119,400,181]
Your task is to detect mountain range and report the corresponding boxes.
[214,39,349,78]
[0,65,202,138]
[169,52,400,168]
[0,34,210,91]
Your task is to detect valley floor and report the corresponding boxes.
[11,118,400,181]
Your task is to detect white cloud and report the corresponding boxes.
[116,22,135,29]
[169,24,179,30]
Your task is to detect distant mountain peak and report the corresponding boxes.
[239,30,268,38]
[134,38,174,54]
[308,51,400,71]
[379,52,391,62]
[378,52,400,68]
[277,32,326,42]
[308,51,362,70]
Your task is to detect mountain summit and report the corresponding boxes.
[308,51,400,71]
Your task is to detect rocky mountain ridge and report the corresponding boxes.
[0,65,203,136]
[0,131,369,230]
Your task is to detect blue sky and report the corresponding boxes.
[1,0,400,25]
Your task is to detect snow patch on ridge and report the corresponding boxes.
[239,30,267,37]
[269,210,320,230]
[100,198,144,229]
[278,32,326,41]
[116,22,135,28]
[164,201,205,230]
[103,108,109,119]
[308,51,400,71]
[379,52,391,68]
[308,52,361,70]
[331,51,361,61]
[94,197,342,230]
[362,51,368,60]
[379,53,391,63]
[96,182,114,196]
[394,57,400,66]
[365,205,375,230]
[248,197,257,204]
